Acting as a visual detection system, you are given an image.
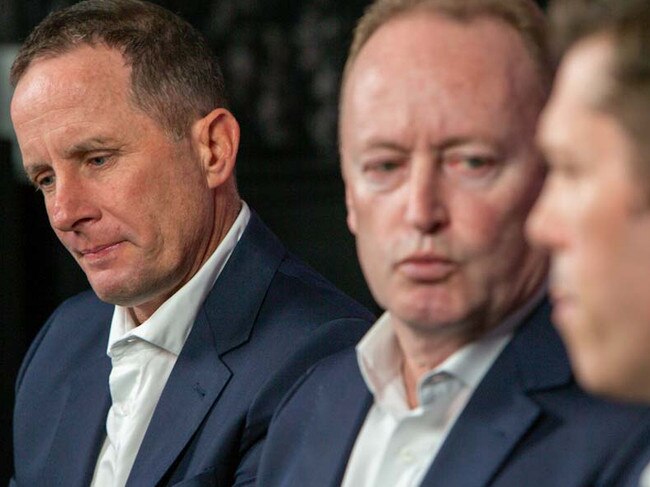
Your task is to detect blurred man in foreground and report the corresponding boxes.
[528,0,650,484]
[8,0,373,485]
[257,0,650,485]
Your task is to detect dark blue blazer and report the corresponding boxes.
[596,417,650,486]
[11,212,374,487]
[258,300,650,487]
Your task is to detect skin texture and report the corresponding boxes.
[339,11,548,405]
[11,44,241,324]
[527,35,650,402]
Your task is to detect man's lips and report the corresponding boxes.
[396,254,457,281]
[77,241,124,260]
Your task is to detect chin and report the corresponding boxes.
[88,276,147,307]
[573,353,650,404]
[392,301,470,334]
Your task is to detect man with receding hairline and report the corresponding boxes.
[257,0,650,485]
[8,1,373,485]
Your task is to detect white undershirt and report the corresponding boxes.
[341,289,545,487]
[90,203,250,487]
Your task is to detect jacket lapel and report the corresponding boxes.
[43,354,111,487]
[126,212,286,486]
[309,356,373,487]
[125,309,230,487]
[421,300,572,486]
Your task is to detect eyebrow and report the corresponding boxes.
[62,137,120,159]
[23,162,51,182]
[362,136,499,154]
[362,140,410,153]
[22,137,122,183]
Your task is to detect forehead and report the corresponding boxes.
[538,36,616,154]
[542,36,614,129]
[340,12,542,149]
[11,44,132,129]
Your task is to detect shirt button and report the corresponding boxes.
[420,388,438,405]
[115,403,130,416]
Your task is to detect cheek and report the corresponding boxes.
[354,206,393,273]
[349,187,398,248]
[569,310,650,399]
[571,192,628,286]
[452,192,529,259]
[348,192,401,301]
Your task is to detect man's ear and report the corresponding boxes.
[193,108,240,189]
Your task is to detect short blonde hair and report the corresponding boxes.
[341,0,552,94]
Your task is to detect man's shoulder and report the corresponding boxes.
[596,413,650,487]
[227,210,375,325]
[274,347,367,416]
[55,289,113,316]
[44,289,113,337]
[22,290,112,370]
[301,347,361,384]
[270,253,374,322]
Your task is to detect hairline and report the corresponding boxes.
[20,42,192,143]
[340,1,551,100]
[338,4,551,151]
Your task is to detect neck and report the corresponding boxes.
[393,278,547,409]
[394,321,473,408]
[130,194,242,325]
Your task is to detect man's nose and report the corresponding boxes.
[526,184,563,251]
[404,157,449,233]
[47,174,99,232]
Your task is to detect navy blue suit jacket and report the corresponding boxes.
[11,213,374,487]
[258,300,650,487]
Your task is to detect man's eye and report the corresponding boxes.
[35,174,55,190]
[89,156,108,166]
[451,156,492,169]
[375,161,400,172]
[444,155,497,177]
[364,160,402,173]
[464,157,490,169]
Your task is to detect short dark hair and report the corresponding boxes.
[11,0,228,139]
[549,0,650,170]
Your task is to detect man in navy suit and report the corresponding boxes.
[257,0,650,485]
[528,0,650,485]
[8,1,373,485]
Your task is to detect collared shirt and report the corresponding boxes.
[341,288,546,487]
[640,462,650,487]
[91,203,250,487]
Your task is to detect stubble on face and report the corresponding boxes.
[11,45,221,322]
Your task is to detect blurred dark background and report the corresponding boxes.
[0,0,548,482]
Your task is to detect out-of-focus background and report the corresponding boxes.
[0,0,548,481]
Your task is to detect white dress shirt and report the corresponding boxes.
[91,203,250,487]
[341,289,545,487]
[640,462,650,487]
